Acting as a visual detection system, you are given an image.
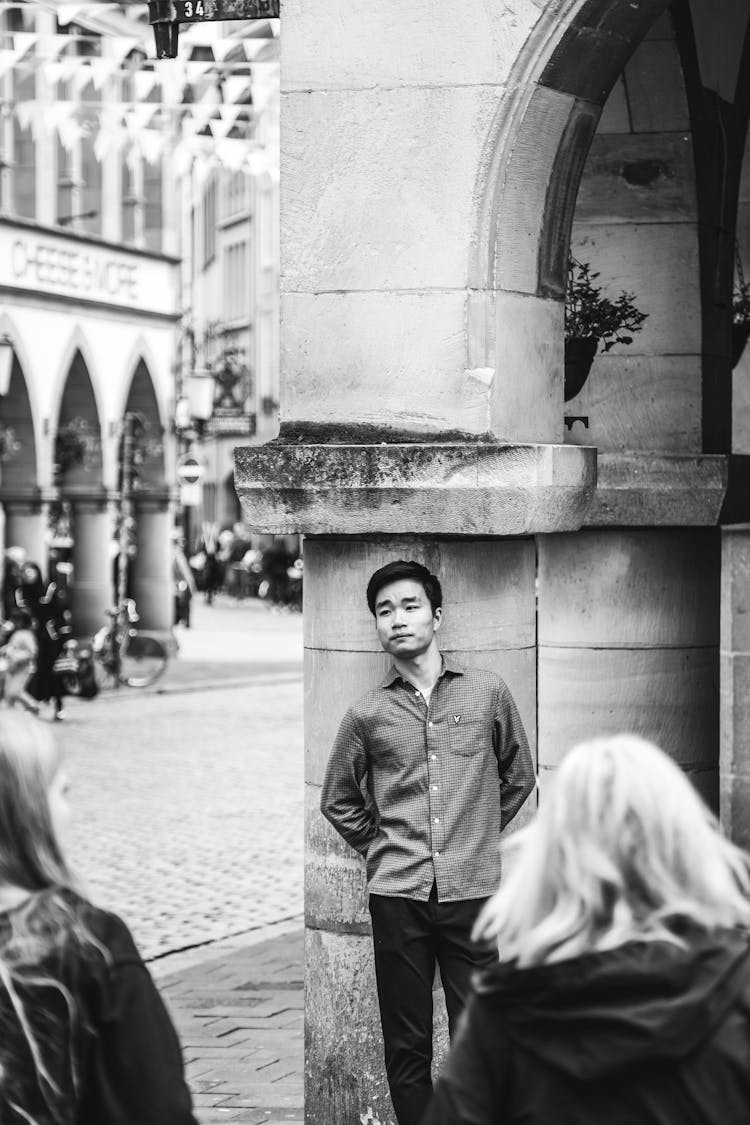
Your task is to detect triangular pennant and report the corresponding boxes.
[207,116,234,140]
[125,103,158,134]
[89,57,118,90]
[219,105,243,131]
[242,38,267,62]
[42,60,65,85]
[223,75,251,105]
[110,37,140,64]
[217,138,251,172]
[184,60,213,83]
[0,49,15,80]
[71,62,95,97]
[212,37,242,63]
[56,4,86,26]
[138,128,167,165]
[12,33,39,61]
[133,69,159,102]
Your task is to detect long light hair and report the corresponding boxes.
[475,734,750,967]
[0,714,101,1123]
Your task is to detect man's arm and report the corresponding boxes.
[320,707,377,855]
[493,682,536,830]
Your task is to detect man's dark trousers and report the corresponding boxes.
[368,885,496,1125]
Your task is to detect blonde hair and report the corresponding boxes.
[475,734,750,966]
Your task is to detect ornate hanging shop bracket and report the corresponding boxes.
[148,0,279,58]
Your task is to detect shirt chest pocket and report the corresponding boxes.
[448,717,491,757]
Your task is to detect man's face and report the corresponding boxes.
[374,579,441,658]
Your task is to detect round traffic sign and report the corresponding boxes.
[176,456,203,485]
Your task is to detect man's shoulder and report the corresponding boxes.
[345,683,392,721]
[449,660,509,692]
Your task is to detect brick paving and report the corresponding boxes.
[156,927,304,1125]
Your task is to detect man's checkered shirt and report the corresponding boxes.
[320,656,536,902]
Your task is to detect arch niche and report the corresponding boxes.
[0,349,45,569]
[121,359,171,632]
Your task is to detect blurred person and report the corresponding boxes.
[2,546,27,622]
[172,532,197,628]
[321,560,535,1125]
[16,563,71,722]
[422,734,750,1125]
[0,712,198,1123]
[0,621,39,714]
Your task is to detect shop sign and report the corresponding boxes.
[0,223,178,317]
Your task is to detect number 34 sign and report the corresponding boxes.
[155,0,278,23]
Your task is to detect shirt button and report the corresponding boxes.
[431,754,437,761]
[432,785,438,791]
[434,817,440,823]
[428,721,434,728]
[434,851,440,858]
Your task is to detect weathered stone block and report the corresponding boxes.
[305,928,449,1125]
[564,354,701,454]
[493,292,564,443]
[570,223,701,356]
[281,86,498,292]
[281,0,539,91]
[306,786,370,931]
[721,772,750,849]
[236,441,597,536]
[585,453,727,526]
[538,529,720,647]
[279,291,476,433]
[721,527,750,652]
[538,646,719,771]
[303,537,536,652]
[720,652,750,779]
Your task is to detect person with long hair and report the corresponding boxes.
[0,712,198,1124]
[422,734,750,1125]
[15,563,69,721]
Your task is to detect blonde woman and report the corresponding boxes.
[422,735,750,1125]
[0,712,197,1124]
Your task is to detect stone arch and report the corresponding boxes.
[0,317,38,488]
[469,0,676,442]
[55,349,104,489]
[121,358,166,489]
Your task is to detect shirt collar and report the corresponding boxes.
[379,655,465,689]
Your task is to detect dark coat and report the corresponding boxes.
[422,930,750,1125]
[0,888,197,1124]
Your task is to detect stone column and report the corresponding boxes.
[69,494,111,635]
[720,524,750,847]
[538,528,721,809]
[2,492,48,569]
[305,536,538,1122]
[132,494,173,631]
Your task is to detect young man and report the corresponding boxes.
[320,559,536,1125]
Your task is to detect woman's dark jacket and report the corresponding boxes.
[422,931,750,1125]
[0,888,197,1124]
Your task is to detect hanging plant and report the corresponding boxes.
[732,242,750,368]
[54,417,100,477]
[0,425,20,463]
[564,256,648,401]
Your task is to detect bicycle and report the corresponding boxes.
[59,599,169,693]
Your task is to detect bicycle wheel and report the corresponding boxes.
[119,632,168,688]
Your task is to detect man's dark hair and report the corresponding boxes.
[366,560,442,617]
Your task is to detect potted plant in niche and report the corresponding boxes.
[732,243,750,368]
[54,417,100,478]
[564,255,648,401]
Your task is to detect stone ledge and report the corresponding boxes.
[234,442,597,536]
[585,453,729,527]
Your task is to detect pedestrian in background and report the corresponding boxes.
[0,619,39,714]
[16,562,70,721]
[0,712,198,1124]
[422,734,750,1125]
[321,560,535,1125]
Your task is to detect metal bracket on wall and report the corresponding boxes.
[564,415,589,432]
[148,0,279,58]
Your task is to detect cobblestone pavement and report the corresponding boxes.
[57,596,304,961]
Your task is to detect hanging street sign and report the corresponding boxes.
[176,455,204,485]
[148,0,279,58]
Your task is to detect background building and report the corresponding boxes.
[0,0,279,631]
